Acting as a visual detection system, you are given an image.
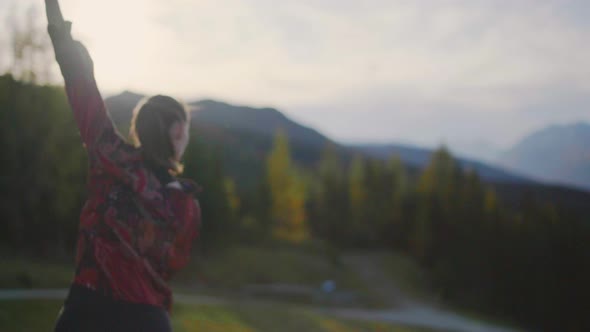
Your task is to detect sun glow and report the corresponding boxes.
[4,0,589,147]
[59,0,167,95]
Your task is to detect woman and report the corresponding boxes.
[45,1,201,331]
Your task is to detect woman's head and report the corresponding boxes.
[130,95,190,174]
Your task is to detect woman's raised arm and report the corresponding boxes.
[45,0,64,26]
[45,1,160,197]
[45,0,123,155]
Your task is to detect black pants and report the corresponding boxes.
[54,284,172,332]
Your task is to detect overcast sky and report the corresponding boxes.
[2,0,589,153]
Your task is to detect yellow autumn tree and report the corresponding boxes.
[266,130,308,243]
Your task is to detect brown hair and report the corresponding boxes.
[129,95,189,174]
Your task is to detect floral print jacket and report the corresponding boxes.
[48,20,200,311]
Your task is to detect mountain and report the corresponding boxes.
[191,100,330,147]
[105,92,531,183]
[104,93,331,147]
[104,90,144,136]
[498,122,590,191]
[104,92,353,189]
[350,143,532,184]
[103,92,590,215]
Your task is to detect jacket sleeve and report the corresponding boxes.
[48,21,146,188]
[164,198,200,277]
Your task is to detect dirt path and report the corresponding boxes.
[320,306,517,332]
[342,253,417,308]
[337,253,519,332]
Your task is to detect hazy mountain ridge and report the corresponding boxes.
[498,122,590,190]
[191,100,331,147]
[350,143,532,184]
[106,91,590,195]
[105,91,144,136]
[105,92,331,147]
[104,92,529,183]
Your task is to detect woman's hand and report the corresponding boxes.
[45,0,65,26]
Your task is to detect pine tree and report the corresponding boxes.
[348,155,367,243]
[309,144,349,244]
[387,155,407,247]
[183,138,236,251]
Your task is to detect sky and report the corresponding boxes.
[2,0,590,157]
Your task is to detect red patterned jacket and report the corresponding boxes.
[48,21,200,311]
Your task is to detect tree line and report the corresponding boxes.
[258,131,590,331]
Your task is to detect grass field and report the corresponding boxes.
[0,257,72,289]
[1,246,364,293]
[176,246,364,291]
[0,250,512,331]
[0,300,435,332]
